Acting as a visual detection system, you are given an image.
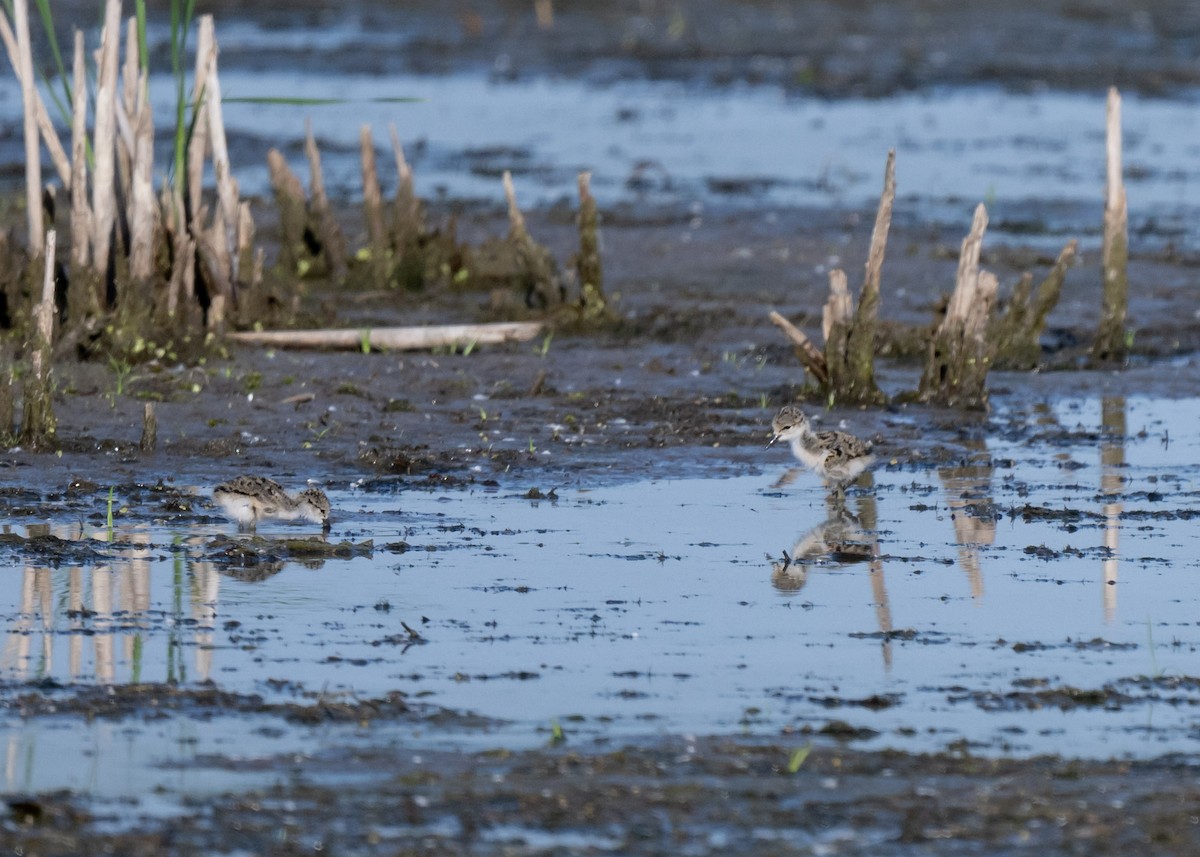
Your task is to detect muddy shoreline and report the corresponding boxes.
[5,1,1200,852]
[6,722,1200,855]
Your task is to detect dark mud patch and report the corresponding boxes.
[1,682,493,729]
[953,674,1200,713]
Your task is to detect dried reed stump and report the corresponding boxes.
[989,240,1077,369]
[573,171,610,322]
[21,229,57,449]
[823,150,892,406]
[268,149,310,275]
[503,171,563,309]
[917,204,997,409]
[768,150,892,404]
[305,120,348,282]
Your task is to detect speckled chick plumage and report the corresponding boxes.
[769,405,874,486]
[213,476,331,530]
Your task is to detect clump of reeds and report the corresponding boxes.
[0,0,294,365]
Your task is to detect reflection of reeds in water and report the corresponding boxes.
[938,439,996,600]
[1100,396,1125,623]
[0,523,219,685]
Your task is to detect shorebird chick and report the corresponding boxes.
[213,476,331,531]
[769,405,874,492]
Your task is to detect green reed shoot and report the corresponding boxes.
[786,743,812,774]
[105,486,115,541]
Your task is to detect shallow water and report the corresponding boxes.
[3,395,1199,803]
[2,67,1199,248]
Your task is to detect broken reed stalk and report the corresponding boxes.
[830,149,893,406]
[186,16,213,224]
[305,119,348,281]
[21,230,58,449]
[768,310,828,385]
[12,0,43,256]
[771,151,892,400]
[360,125,387,252]
[128,68,156,285]
[116,16,137,208]
[199,17,240,292]
[69,30,91,273]
[388,123,422,240]
[268,149,308,272]
[503,171,562,308]
[990,240,1077,369]
[91,0,122,283]
[575,171,608,319]
[917,204,997,409]
[1092,86,1129,362]
[140,401,157,452]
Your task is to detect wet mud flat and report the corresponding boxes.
[4,147,1200,857]
[6,733,1200,856]
[5,1,1200,854]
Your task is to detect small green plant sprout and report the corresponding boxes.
[1124,329,1136,350]
[106,487,116,542]
[548,719,565,745]
[1146,616,1164,678]
[106,357,134,407]
[528,438,537,454]
[477,407,488,422]
[786,743,813,774]
[536,331,553,358]
[461,338,478,357]
[758,393,770,409]
[359,329,372,354]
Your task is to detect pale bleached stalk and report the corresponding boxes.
[360,125,386,248]
[387,123,420,224]
[116,15,139,204]
[187,16,213,222]
[21,229,57,447]
[199,16,239,283]
[0,9,71,191]
[91,0,123,278]
[503,170,526,235]
[128,70,156,283]
[858,150,894,323]
[69,30,90,270]
[822,268,852,346]
[945,203,988,325]
[12,0,42,255]
[236,199,256,287]
[1093,86,1129,361]
[388,123,413,193]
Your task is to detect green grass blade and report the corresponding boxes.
[31,0,72,116]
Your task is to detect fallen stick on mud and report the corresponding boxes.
[227,322,545,351]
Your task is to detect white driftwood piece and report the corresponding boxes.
[227,322,545,351]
